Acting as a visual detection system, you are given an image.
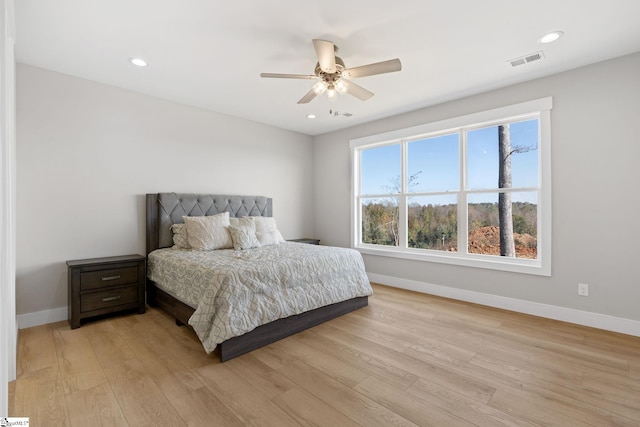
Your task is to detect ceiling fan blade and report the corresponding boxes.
[313,39,336,74]
[342,58,402,79]
[342,79,374,101]
[297,88,319,104]
[260,73,317,79]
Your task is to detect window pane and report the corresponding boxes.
[467,119,539,190]
[510,120,539,188]
[361,144,401,195]
[467,127,498,190]
[408,134,459,192]
[361,197,399,246]
[468,192,537,259]
[408,195,457,251]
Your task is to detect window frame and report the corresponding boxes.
[350,98,552,276]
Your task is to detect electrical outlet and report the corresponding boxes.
[578,283,589,297]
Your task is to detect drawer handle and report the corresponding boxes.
[101,275,121,281]
[101,295,121,303]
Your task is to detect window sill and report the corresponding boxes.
[355,245,550,276]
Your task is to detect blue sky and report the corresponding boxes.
[361,119,539,204]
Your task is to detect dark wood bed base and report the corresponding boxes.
[145,193,368,362]
[147,281,368,361]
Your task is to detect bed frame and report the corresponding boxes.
[145,193,368,361]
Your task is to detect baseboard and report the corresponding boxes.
[368,273,640,337]
[17,306,67,329]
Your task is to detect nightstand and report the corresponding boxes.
[67,254,146,329]
[288,238,320,245]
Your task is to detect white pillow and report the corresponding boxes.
[171,223,191,249]
[183,212,232,250]
[256,229,285,246]
[251,216,285,246]
[228,223,261,250]
[229,216,254,228]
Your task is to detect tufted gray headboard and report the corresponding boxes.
[146,193,272,254]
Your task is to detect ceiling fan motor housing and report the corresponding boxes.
[315,56,345,84]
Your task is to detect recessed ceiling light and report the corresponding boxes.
[129,58,148,67]
[539,31,564,44]
[306,114,316,119]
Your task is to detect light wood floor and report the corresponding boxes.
[10,283,640,426]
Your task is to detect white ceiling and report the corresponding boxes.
[14,0,640,136]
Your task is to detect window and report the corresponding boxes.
[351,98,552,275]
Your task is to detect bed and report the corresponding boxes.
[145,193,372,361]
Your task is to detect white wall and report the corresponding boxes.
[313,52,640,324]
[16,64,314,317]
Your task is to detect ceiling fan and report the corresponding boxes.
[260,39,402,104]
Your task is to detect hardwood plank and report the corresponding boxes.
[65,384,127,426]
[223,353,296,400]
[324,315,498,403]
[269,333,370,388]
[8,379,15,415]
[53,326,108,395]
[254,346,419,427]
[488,387,613,427]
[114,314,205,401]
[295,326,419,389]
[508,381,640,427]
[16,321,63,377]
[273,386,361,427]
[83,319,187,426]
[491,324,631,372]
[629,358,640,380]
[354,376,477,427]
[10,366,69,425]
[335,310,478,364]
[472,331,621,383]
[195,362,300,427]
[136,308,215,369]
[169,387,246,426]
[425,300,505,328]
[311,321,495,400]
[406,378,537,427]
[366,291,438,315]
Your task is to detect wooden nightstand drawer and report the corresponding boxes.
[67,254,146,329]
[81,284,140,312]
[80,266,140,291]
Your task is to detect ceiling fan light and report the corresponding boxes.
[335,80,347,94]
[327,87,337,102]
[313,81,327,94]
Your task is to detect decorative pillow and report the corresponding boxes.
[171,223,191,249]
[255,229,285,246]
[229,216,254,228]
[251,216,285,246]
[183,212,232,250]
[228,223,261,250]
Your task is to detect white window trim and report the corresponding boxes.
[350,97,552,276]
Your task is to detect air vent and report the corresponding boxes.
[508,51,545,67]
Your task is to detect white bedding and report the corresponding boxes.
[147,242,372,353]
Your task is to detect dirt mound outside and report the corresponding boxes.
[468,226,537,259]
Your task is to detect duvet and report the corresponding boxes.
[147,242,372,353]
